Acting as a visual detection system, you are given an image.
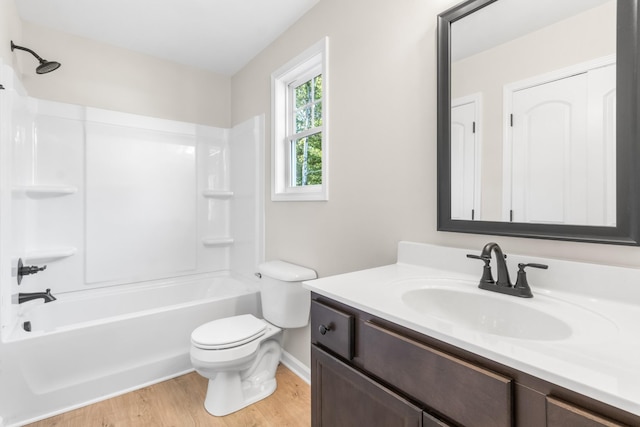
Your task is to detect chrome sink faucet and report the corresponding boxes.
[467,242,547,298]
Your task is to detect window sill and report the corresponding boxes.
[272,190,328,202]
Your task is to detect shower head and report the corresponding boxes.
[10,41,61,74]
[35,60,61,74]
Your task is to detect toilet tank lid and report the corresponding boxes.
[258,260,317,281]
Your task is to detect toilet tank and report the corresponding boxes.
[258,260,317,328]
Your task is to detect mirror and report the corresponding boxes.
[437,0,640,245]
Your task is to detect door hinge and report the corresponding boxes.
[471,209,475,220]
[472,121,476,133]
[510,114,514,127]
[510,210,514,222]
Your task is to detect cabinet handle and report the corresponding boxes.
[319,324,332,335]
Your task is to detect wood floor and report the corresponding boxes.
[26,364,310,427]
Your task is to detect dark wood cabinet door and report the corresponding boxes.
[547,396,628,427]
[312,346,423,427]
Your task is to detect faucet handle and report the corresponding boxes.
[466,254,489,261]
[466,254,494,284]
[518,263,548,271]
[17,258,47,285]
[466,254,492,266]
[514,263,548,296]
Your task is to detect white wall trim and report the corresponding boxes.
[280,350,310,384]
[271,37,329,202]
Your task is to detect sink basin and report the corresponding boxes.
[400,280,617,341]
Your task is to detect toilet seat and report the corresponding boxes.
[191,314,267,350]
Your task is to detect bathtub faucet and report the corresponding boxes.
[18,288,56,304]
[17,258,47,285]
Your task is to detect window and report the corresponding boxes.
[272,37,328,201]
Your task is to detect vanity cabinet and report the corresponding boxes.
[310,294,640,427]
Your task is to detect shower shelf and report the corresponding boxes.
[202,237,234,247]
[13,185,78,198]
[24,247,77,263]
[202,190,234,199]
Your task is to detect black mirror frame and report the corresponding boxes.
[437,0,640,245]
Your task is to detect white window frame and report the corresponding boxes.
[271,37,329,201]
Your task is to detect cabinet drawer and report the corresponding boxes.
[311,300,354,360]
[546,396,627,427]
[362,321,513,427]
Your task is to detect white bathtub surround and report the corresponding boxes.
[5,96,249,298]
[304,241,640,416]
[0,64,266,426]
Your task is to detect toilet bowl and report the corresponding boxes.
[191,314,283,416]
[190,260,316,416]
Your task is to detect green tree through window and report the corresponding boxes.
[291,75,322,186]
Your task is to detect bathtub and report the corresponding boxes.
[0,273,261,426]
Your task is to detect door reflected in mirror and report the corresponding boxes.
[450,0,616,226]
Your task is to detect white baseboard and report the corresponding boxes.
[280,350,310,384]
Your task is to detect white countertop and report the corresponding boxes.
[303,242,640,416]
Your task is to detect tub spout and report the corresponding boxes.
[18,288,56,304]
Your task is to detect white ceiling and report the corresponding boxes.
[16,0,320,76]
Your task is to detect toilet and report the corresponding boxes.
[190,260,317,416]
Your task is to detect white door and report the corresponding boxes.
[509,64,615,225]
[451,99,479,220]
